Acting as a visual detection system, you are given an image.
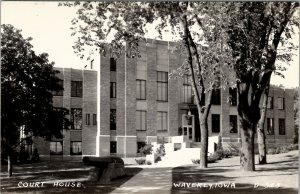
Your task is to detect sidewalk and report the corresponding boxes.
[111,167,173,194]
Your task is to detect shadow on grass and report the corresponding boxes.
[256,155,298,173]
[171,183,298,194]
[1,160,143,194]
[171,164,298,194]
[256,166,298,172]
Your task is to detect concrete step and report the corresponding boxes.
[157,148,201,166]
[190,142,201,148]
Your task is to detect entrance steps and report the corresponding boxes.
[156,147,200,167]
[190,142,201,148]
[148,136,219,167]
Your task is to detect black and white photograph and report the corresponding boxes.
[1,1,299,193]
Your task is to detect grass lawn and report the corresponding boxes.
[171,150,299,194]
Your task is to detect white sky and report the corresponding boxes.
[1,1,299,88]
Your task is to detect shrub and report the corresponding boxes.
[286,144,298,151]
[216,135,224,158]
[267,148,276,155]
[156,144,166,157]
[139,144,153,156]
[267,144,298,155]
[207,156,218,163]
[192,159,200,164]
[223,149,240,158]
[135,158,146,165]
[155,143,166,163]
[19,146,29,164]
[146,161,152,165]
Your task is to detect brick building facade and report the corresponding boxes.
[36,40,295,159]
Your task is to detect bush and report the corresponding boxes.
[1,150,18,165]
[286,144,298,151]
[135,158,146,165]
[267,144,298,155]
[216,135,224,157]
[146,161,152,165]
[267,148,277,155]
[192,152,223,164]
[19,146,29,164]
[223,149,240,158]
[192,159,200,164]
[207,156,218,163]
[139,144,153,156]
[155,143,166,163]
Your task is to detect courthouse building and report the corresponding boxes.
[35,40,295,159]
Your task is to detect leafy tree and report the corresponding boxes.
[61,1,232,168]
[62,2,298,171]
[1,24,70,176]
[224,2,299,171]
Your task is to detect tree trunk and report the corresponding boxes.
[240,124,255,171]
[237,83,259,172]
[198,90,212,168]
[257,125,266,164]
[8,155,12,177]
[199,118,208,168]
[257,92,268,164]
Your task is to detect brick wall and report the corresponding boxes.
[82,70,97,156]
[146,39,158,143]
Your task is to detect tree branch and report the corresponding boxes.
[180,15,202,109]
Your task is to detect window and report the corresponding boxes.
[70,142,82,155]
[50,141,63,155]
[71,81,82,97]
[136,80,146,100]
[110,109,116,130]
[136,111,147,131]
[267,118,274,135]
[279,119,286,135]
[183,75,193,103]
[110,141,117,154]
[277,97,285,110]
[229,87,237,106]
[157,112,168,131]
[71,108,82,130]
[110,82,116,98]
[93,114,97,125]
[157,71,168,101]
[211,89,221,105]
[110,58,116,71]
[267,97,273,109]
[53,107,67,129]
[86,113,90,125]
[52,80,64,96]
[137,142,146,154]
[211,114,220,133]
[229,115,238,133]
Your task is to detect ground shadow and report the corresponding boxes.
[171,183,298,194]
[1,160,142,194]
[171,163,298,194]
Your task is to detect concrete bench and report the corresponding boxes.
[83,156,126,183]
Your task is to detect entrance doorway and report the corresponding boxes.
[182,114,195,142]
[183,126,194,142]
